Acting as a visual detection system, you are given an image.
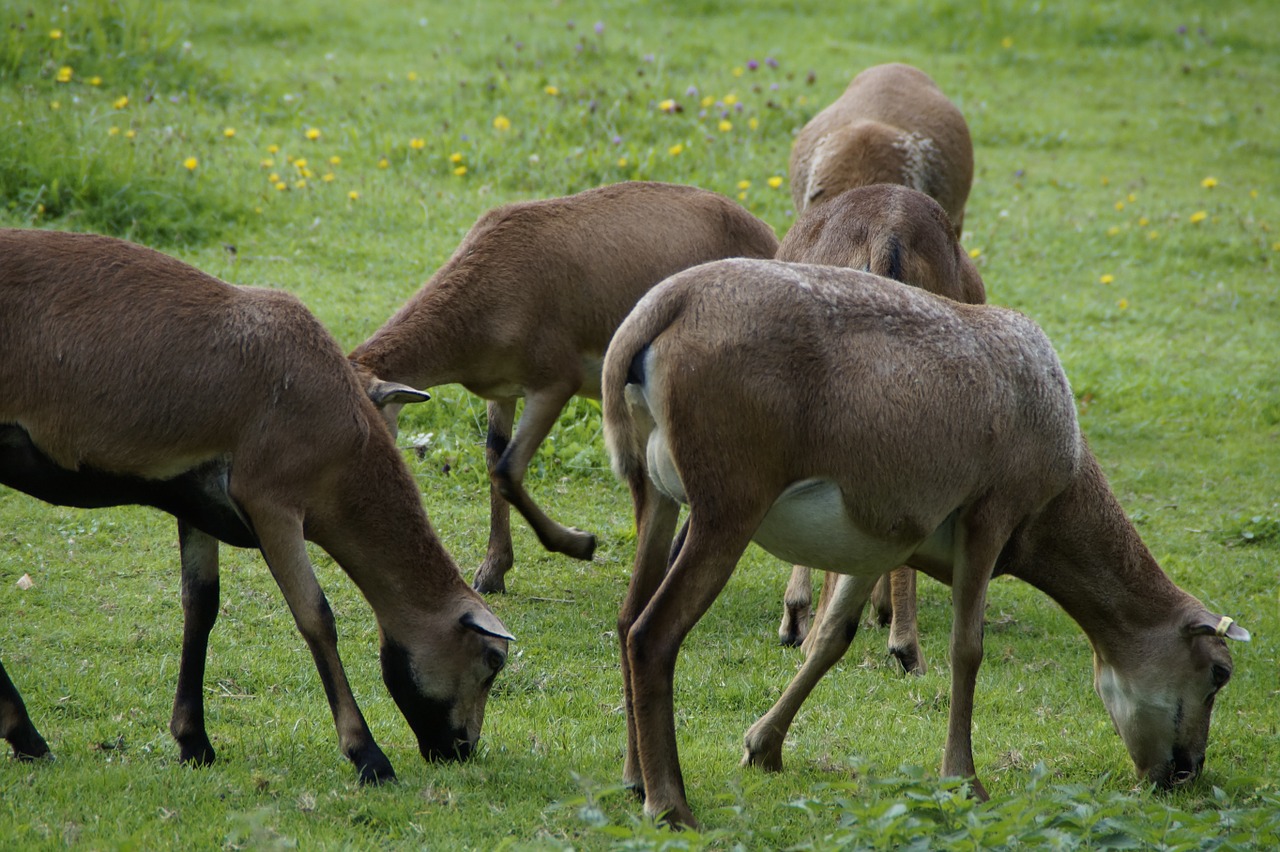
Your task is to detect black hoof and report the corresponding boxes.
[178,738,216,767]
[354,747,396,785]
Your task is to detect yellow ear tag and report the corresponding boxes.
[1214,615,1234,638]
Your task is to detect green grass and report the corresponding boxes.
[2,0,1279,847]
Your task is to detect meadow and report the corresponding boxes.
[1,0,1278,847]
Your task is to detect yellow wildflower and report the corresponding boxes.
[732,67,744,77]
[108,126,120,136]
[668,143,684,156]
[450,152,463,163]
[718,119,732,132]
[700,95,714,108]
[737,180,751,190]
[88,76,102,86]
[617,157,628,168]
[1189,210,1208,224]
[50,29,62,39]
[748,117,759,130]
[322,173,335,182]
[113,95,129,109]
[968,247,982,259]
[294,179,307,189]
[1147,230,1160,240]
[1201,176,1218,189]
[348,190,360,201]
[1100,274,1114,285]
[493,114,512,131]
[260,158,275,168]
[1117,298,1129,310]
[377,158,389,169]
[329,155,341,165]
[453,165,467,176]
[267,144,280,154]
[410,137,425,150]
[305,128,321,141]
[183,157,198,171]
[294,158,308,170]
[1115,201,1125,211]
[275,181,287,191]
[224,127,236,138]
[738,191,747,201]
[1127,193,1136,203]
[767,176,783,189]
[658,98,676,112]
[50,101,60,110]
[1107,226,1121,236]
[723,94,739,106]
[545,85,560,96]
[407,71,418,82]
[268,173,280,183]
[56,66,73,83]
[1001,36,1014,49]
[125,129,136,139]
[1138,217,1149,227]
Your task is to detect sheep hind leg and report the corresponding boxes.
[745,572,878,772]
[0,660,49,761]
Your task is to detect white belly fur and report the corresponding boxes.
[754,476,956,576]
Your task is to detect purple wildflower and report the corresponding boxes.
[594,21,605,35]
[747,59,759,71]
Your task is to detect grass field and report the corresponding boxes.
[2,0,1278,847]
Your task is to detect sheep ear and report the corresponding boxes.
[1186,614,1251,642]
[461,608,515,642]
[367,380,430,408]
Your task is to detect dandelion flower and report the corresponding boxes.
[738,191,747,201]
[300,168,314,179]
[748,117,759,130]
[767,176,783,189]
[260,158,274,168]
[1114,201,1125,211]
[294,158,308,170]
[50,29,62,39]
[1249,188,1258,199]
[108,126,120,136]
[701,95,715,108]
[56,66,73,83]
[1107,226,1121,236]
[1189,210,1208,224]
[322,172,335,182]
[267,143,280,154]
[1117,298,1129,310]
[1001,36,1014,49]
[50,101,60,110]
[449,152,463,163]
[1138,217,1149,227]
[737,180,751,190]
[377,157,389,169]
[1100,176,1110,186]
[723,94,739,106]
[113,95,129,109]
[410,137,425,150]
[617,157,628,167]
[224,127,236,138]
[1147,230,1160,240]
[1272,241,1280,251]
[718,119,732,132]
[1201,176,1218,189]
[183,157,199,171]
[453,165,467,176]
[968,247,982,259]
[348,190,360,201]
[493,114,512,131]
[545,85,560,96]
[732,67,744,77]
[275,181,287,191]
[88,76,102,86]
[305,127,321,141]
[668,143,684,156]
[1100,274,1115,285]
[294,179,307,189]
[268,173,281,183]
[407,71,418,82]
[658,98,676,113]
[125,129,136,139]
[329,155,341,165]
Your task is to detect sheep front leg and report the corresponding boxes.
[169,522,221,767]
[490,386,596,562]
[778,564,813,646]
[250,506,393,784]
[0,660,48,761]
[473,399,516,594]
